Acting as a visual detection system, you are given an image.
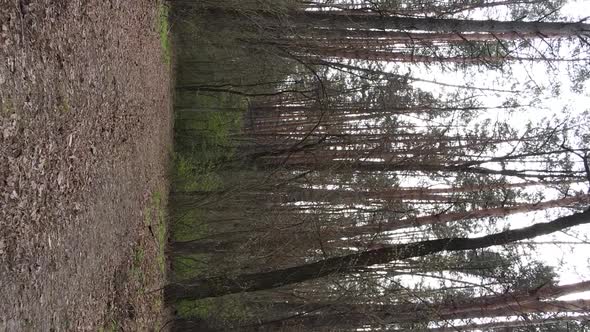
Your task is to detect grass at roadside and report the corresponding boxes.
[131,246,146,286]
[0,97,15,115]
[98,319,119,332]
[157,2,171,66]
[144,191,168,274]
[108,188,169,331]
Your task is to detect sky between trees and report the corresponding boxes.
[404,0,590,297]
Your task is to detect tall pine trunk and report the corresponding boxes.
[283,11,590,35]
[165,210,590,301]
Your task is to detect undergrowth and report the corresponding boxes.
[157,2,171,66]
[167,1,297,328]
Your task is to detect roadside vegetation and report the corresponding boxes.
[158,2,172,66]
[168,5,256,327]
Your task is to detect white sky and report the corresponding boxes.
[379,0,590,303]
[303,0,590,320]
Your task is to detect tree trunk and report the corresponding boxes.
[337,195,589,237]
[165,209,590,301]
[277,159,584,180]
[426,314,590,332]
[301,48,585,63]
[283,11,590,36]
[285,299,590,329]
[249,287,590,331]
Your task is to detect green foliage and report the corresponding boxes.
[176,299,212,319]
[173,253,209,280]
[176,296,252,326]
[173,92,245,177]
[179,0,299,13]
[171,208,208,242]
[171,0,298,92]
[509,259,558,291]
[173,154,223,192]
[175,94,244,149]
[172,93,244,192]
[167,3,295,327]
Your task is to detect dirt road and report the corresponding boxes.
[0,0,172,330]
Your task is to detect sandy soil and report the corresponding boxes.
[0,0,172,330]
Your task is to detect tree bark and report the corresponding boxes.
[274,300,590,330]
[426,314,590,332]
[165,209,590,301]
[246,284,590,331]
[337,195,589,236]
[277,159,584,180]
[283,11,590,36]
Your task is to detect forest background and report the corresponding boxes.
[163,0,590,331]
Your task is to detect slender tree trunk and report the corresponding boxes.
[282,11,590,35]
[277,159,583,180]
[281,30,543,42]
[337,195,589,236]
[426,314,590,332]
[269,300,590,330]
[301,48,585,63]
[165,210,590,301]
[246,282,590,331]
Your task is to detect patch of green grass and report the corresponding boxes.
[177,299,212,320]
[155,218,167,274]
[133,246,145,269]
[0,97,15,115]
[176,296,251,325]
[131,246,146,286]
[22,319,34,328]
[173,253,209,280]
[57,95,70,114]
[173,154,223,192]
[152,191,168,274]
[157,2,171,66]
[144,191,168,274]
[143,204,152,227]
[154,296,163,308]
[171,208,209,242]
[98,319,119,332]
[173,92,246,193]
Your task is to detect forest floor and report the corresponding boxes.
[0,0,172,330]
